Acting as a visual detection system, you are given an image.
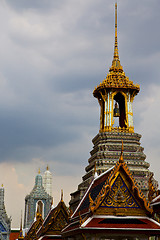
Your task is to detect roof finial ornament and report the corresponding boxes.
[38,168,40,174]
[61,189,63,202]
[119,140,124,163]
[46,165,49,171]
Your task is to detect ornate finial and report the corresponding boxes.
[110,2,122,71]
[61,189,63,201]
[119,140,124,163]
[46,165,49,171]
[114,2,119,59]
[38,168,40,174]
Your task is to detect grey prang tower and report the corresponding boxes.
[24,170,52,230]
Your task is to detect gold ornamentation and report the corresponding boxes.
[89,142,152,215]
[94,3,139,134]
[148,173,158,202]
[101,174,139,209]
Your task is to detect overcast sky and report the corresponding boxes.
[0,0,160,228]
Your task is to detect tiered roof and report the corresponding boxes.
[62,142,160,238]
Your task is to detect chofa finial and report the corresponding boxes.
[61,189,63,201]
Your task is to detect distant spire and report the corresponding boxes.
[61,189,63,202]
[46,165,49,171]
[38,168,40,174]
[119,140,124,163]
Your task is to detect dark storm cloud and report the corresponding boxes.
[0,107,80,160]
[0,0,159,167]
[6,0,62,12]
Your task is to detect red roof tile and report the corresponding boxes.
[10,231,19,240]
[83,217,160,231]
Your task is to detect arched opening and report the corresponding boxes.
[37,200,43,217]
[114,92,127,128]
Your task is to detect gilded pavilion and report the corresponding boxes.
[69,3,158,212]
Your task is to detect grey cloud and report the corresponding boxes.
[6,0,62,12]
[0,0,159,168]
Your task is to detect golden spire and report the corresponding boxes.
[110,2,123,71]
[46,165,49,171]
[38,168,40,174]
[114,2,118,60]
[119,140,124,163]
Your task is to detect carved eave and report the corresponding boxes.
[93,71,140,100]
[89,156,152,217]
[24,214,43,240]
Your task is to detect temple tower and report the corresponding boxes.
[0,185,11,240]
[70,3,157,211]
[24,170,52,230]
[43,166,52,196]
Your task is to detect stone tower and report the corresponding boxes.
[0,185,11,240]
[24,170,52,229]
[43,166,52,197]
[70,3,157,212]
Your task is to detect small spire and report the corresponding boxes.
[18,211,24,240]
[61,189,63,202]
[119,140,124,163]
[1,184,3,188]
[38,168,40,174]
[46,165,49,171]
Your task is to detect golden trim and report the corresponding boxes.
[89,143,152,215]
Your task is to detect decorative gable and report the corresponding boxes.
[37,200,70,238]
[89,142,152,217]
[101,174,140,208]
[45,207,69,235]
